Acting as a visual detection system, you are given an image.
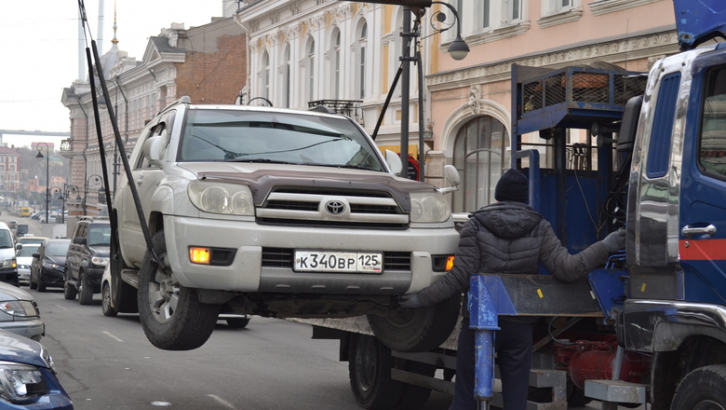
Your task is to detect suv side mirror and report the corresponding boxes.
[15,244,21,250]
[385,150,403,176]
[438,165,461,194]
[143,134,166,166]
[73,237,87,245]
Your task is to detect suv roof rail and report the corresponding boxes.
[175,96,192,105]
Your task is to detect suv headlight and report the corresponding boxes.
[0,259,15,269]
[0,301,38,317]
[0,361,47,403]
[91,257,109,266]
[410,191,451,223]
[188,180,254,216]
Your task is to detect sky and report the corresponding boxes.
[0,0,231,148]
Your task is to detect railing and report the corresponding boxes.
[60,139,72,152]
[307,100,363,122]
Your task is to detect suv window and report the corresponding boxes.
[17,243,40,257]
[88,224,111,246]
[177,109,385,172]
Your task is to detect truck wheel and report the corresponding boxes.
[394,361,435,410]
[367,293,461,353]
[349,334,405,409]
[63,272,77,300]
[102,282,118,317]
[226,317,250,329]
[79,272,93,305]
[138,230,220,351]
[672,365,726,410]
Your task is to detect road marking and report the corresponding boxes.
[151,401,172,407]
[55,305,67,310]
[102,331,123,342]
[207,394,237,410]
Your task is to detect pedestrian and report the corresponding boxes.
[399,168,625,410]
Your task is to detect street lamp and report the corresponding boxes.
[35,143,50,224]
[431,2,469,60]
[84,174,103,216]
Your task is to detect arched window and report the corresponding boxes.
[357,21,368,99]
[262,50,270,100]
[307,38,316,102]
[452,116,509,213]
[283,45,291,108]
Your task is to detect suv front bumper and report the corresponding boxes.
[165,215,459,294]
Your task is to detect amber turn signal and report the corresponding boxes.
[189,247,211,264]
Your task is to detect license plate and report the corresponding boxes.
[294,250,383,273]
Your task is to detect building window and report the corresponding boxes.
[358,22,368,99]
[504,0,523,23]
[331,28,341,100]
[307,38,316,102]
[482,0,491,29]
[262,50,271,100]
[452,116,509,213]
[283,45,291,108]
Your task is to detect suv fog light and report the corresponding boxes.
[432,255,455,272]
[189,247,211,264]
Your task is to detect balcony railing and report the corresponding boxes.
[60,139,71,152]
[307,100,363,123]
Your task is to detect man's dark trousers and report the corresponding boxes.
[449,317,536,410]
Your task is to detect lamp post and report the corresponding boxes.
[85,174,103,216]
[35,143,50,224]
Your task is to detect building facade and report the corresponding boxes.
[0,147,20,193]
[61,14,246,215]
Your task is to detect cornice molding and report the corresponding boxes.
[459,21,532,48]
[428,30,679,92]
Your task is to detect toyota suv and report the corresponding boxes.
[111,97,461,352]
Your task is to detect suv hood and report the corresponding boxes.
[181,162,435,212]
[89,246,110,256]
[0,247,14,261]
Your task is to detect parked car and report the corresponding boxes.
[15,224,28,238]
[30,240,70,292]
[100,266,250,328]
[7,220,17,231]
[64,218,110,305]
[0,329,73,409]
[0,223,18,287]
[39,215,60,224]
[16,241,44,287]
[0,281,44,341]
[30,212,41,220]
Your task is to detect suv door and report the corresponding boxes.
[67,223,86,282]
[119,113,175,265]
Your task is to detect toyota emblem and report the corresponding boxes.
[325,200,346,215]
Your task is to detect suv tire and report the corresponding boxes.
[63,272,77,300]
[79,272,93,305]
[102,282,118,317]
[226,317,250,329]
[139,231,220,350]
[367,293,461,353]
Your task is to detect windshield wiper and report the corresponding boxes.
[191,134,244,159]
[224,159,300,165]
[231,138,344,159]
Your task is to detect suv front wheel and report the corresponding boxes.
[138,231,220,350]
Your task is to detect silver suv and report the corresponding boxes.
[112,97,461,351]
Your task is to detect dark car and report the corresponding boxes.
[64,218,110,305]
[0,329,74,409]
[7,221,17,231]
[30,240,70,292]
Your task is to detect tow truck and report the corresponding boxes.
[296,0,726,409]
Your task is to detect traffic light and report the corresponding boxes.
[337,0,433,7]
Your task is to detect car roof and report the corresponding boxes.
[46,239,71,245]
[18,237,48,243]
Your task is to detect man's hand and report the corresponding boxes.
[602,229,626,252]
[398,293,423,309]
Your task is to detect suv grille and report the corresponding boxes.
[262,248,411,271]
[257,187,408,229]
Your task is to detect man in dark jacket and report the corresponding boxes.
[400,168,625,410]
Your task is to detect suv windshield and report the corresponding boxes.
[0,231,12,248]
[178,109,385,172]
[88,225,111,246]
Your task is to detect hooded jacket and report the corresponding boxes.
[417,201,610,308]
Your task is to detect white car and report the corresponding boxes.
[112,98,461,352]
[16,238,48,287]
